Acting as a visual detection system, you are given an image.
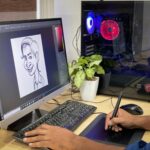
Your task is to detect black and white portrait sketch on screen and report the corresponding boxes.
[11,34,48,98]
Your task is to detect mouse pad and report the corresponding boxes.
[80,113,145,146]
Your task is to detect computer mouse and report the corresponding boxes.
[120,104,143,115]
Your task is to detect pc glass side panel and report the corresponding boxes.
[81,1,135,59]
[81,1,150,101]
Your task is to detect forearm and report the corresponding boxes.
[74,136,124,150]
[134,116,150,130]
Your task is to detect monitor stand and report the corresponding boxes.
[7,109,47,131]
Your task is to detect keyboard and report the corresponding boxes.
[110,74,141,87]
[132,64,150,73]
[136,77,150,94]
[137,77,150,85]
[13,100,97,142]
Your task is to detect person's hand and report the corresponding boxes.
[105,108,138,132]
[23,124,78,150]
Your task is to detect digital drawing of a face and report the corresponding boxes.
[21,37,39,76]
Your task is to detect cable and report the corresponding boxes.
[93,111,104,114]
[79,97,112,104]
[46,99,60,106]
[70,85,114,104]
[93,97,116,114]
[60,93,71,96]
[111,97,115,108]
[107,88,124,94]
[92,97,114,114]
[46,102,59,105]
[48,88,115,115]
[76,26,81,54]
[72,25,81,56]
[52,99,61,105]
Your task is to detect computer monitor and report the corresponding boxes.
[0,18,70,129]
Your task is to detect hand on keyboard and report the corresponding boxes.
[13,100,97,142]
[23,124,78,150]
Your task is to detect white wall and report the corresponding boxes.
[38,0,54,18]
[54,0,100,62]
[54,0,82,62]
[39,0,81,61]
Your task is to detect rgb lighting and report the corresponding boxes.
[86,12,95,34]
[55,25,64,52]
[95,15,103,33]
[100,20,120,40]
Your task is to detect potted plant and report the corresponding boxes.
[68,54,105,101]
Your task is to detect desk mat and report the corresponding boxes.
[80,113,145,146]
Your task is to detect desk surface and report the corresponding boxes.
[0,91,150,150]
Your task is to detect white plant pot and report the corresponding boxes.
[80,77,99,101]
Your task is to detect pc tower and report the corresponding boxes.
[81,1,144,60]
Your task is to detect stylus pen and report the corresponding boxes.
[108,91,123,130]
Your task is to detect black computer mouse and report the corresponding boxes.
[120,104,143,115]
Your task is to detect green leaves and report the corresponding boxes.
[85,68,95,80]
[96,66,105,75]
[74,70,85,88]
[68,54,105,88]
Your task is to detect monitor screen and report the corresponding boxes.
[0,18,70,129]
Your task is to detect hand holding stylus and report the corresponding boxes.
[107,91,123,131]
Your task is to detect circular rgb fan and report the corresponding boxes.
[100,20,120,40]
[86,12,95,34]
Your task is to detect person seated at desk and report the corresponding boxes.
[23,109,150,150]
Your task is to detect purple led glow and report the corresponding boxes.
[95,15,103,33]
[86,12,95,34]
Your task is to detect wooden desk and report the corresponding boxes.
[0,92,150,150]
